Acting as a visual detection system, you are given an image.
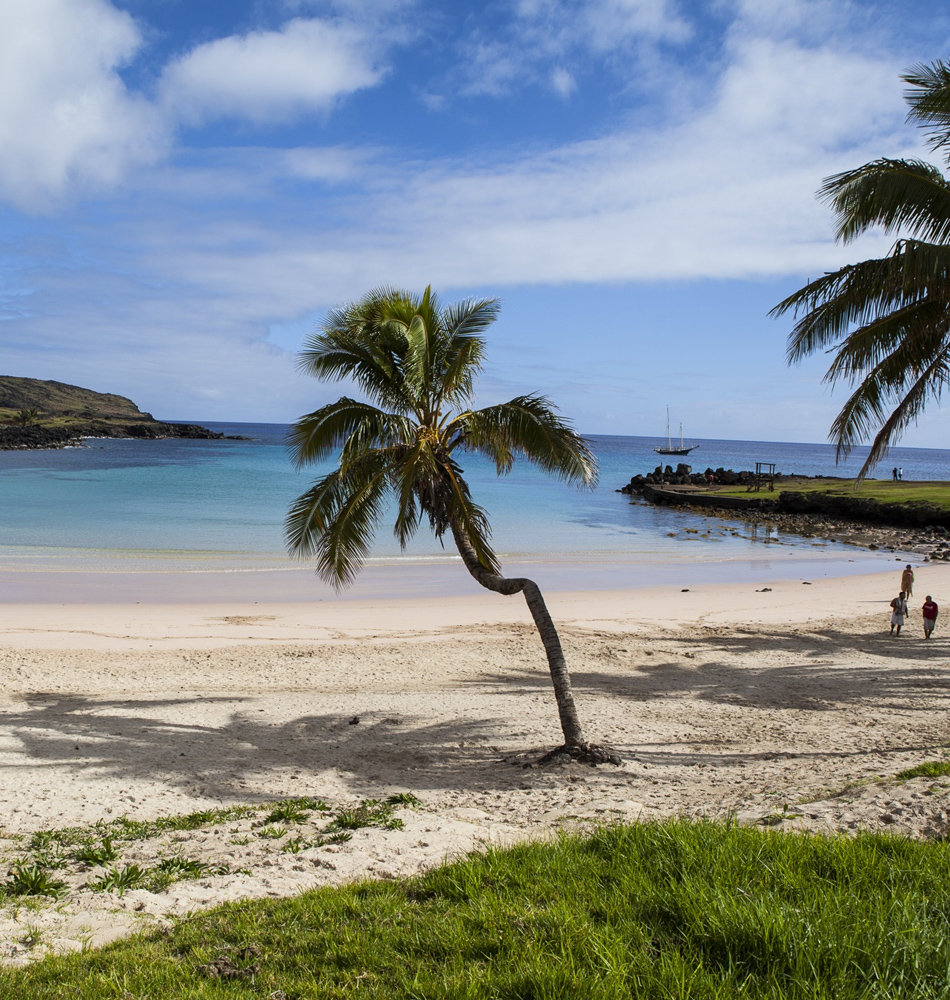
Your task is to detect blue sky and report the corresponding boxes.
[2,0,950,447]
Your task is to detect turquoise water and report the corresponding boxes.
[1,424,947,594]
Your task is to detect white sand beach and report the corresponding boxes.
[2,564,950,963]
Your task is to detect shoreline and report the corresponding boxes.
[0,534,913,603]
[1,565,943,650]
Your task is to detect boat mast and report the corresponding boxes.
[666,406,672,450]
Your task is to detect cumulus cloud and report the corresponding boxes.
[0,3,393,207]
[160,18,386,124]
[0,0,163,209]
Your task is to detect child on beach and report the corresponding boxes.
[901,564,914,597]
[922,596,939,639]
[890,592,909,636]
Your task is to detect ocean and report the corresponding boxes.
[0,424,946,600]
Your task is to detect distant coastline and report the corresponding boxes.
[0,375,243,450]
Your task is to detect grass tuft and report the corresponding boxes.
[3,865,66,900]
[326,799,405,833]
[87,864,148,896]
[896,761,950,781]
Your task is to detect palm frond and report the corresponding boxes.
[401,310,434,416]
[904,59,950,156]
[777,240,950,364]
[287,398,412,469]
[390,440,426,550]
[860,353,950,475]
[297,330,412,414]
[830,345,950,476]
[285,452,392,587]
[435,299,496,407]
[450,395,597,486]
[439,460,499,574]
[821,300,950,383]
[818,158,950,243]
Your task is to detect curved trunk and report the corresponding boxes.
[451,521,586,747]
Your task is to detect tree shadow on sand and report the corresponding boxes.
[5,620,949,811]
[470,623,950,714]
[1,693,564,804]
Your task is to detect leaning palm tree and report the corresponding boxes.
[771,58,950,479]
[286,286,618,764]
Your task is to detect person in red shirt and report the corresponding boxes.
[922,596,939,639]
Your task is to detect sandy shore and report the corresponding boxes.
[2,564,950,964]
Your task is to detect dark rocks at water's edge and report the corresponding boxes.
[618,464,816,492]
[0,422,241,450]
[0,426,80,450]
[617,465,950,563]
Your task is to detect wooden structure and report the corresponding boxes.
[750,462,776,492]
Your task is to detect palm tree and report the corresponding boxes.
[13,408,39,426]
[771,58,950,479]
[286,286,618,764]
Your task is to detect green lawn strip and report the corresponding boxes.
[2,818,949,999]
[711,478,950,511]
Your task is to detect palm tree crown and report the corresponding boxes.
[771,59,950,477]
[286,286,612,758]
[286,285,596,584]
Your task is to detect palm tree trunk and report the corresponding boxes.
[450,521,587,747]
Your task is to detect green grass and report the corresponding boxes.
[3,818,950,998]
[895,761,950,781]
[713,477,950,510]
[0,796,415,905]
[21,806,257,856]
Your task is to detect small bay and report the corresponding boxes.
[0,424,946,597]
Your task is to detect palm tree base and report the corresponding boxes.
[536,743,623,766]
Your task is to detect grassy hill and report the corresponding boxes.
[0,376,223,448]
[0,376,155,424]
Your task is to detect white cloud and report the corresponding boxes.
[161,18,386,124]
[0,0,163,210]
[458,0,691,96]
[550,67,577,97]
[337,36,910,287]
[0,4,393,208]
[582,0,692,50]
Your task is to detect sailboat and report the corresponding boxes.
[654,407,697,456]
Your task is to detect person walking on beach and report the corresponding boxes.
[892,467,898,481]
[922,596,939,638]
[898,467,904,480]
[901,564,914,597]
[890,591,909,635]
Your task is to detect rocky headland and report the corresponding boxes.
[0,376,244,449]
[621,463,950,562]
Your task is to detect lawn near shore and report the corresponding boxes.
[1,567,949,992]
[3,817,949,998]
[714,477,950,510]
